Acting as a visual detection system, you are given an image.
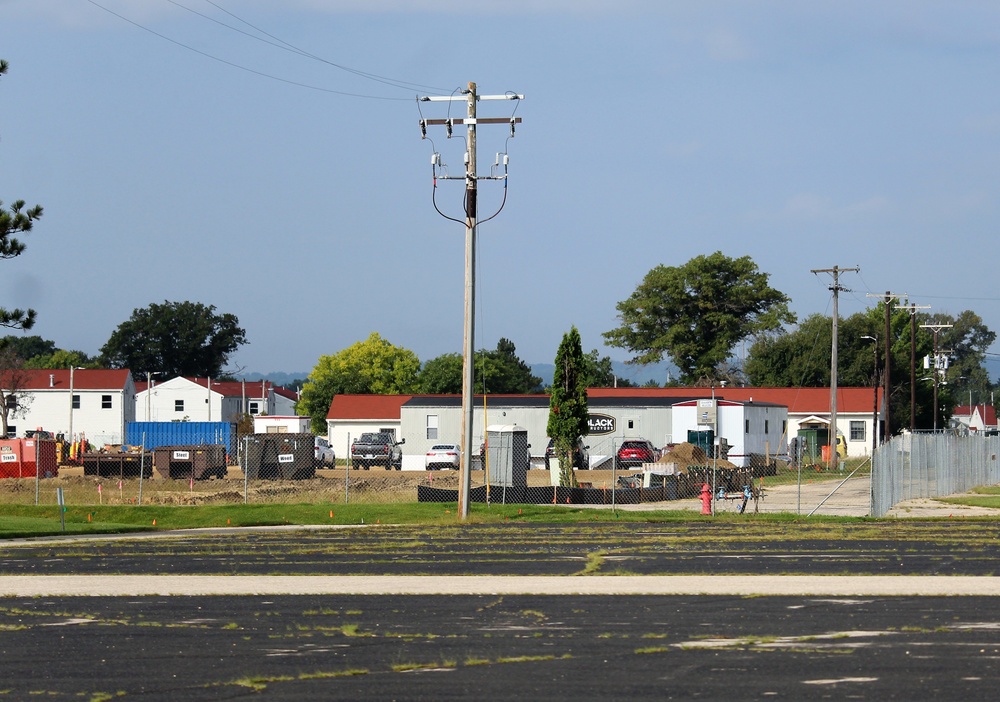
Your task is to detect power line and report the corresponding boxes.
[84,0,429,100]
[169,0,448,93]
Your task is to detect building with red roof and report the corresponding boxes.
[0,368,135,445]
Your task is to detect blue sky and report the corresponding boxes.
[2,1,999,384]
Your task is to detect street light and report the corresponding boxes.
[862,335,878,453]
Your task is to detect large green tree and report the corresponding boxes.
[100,300,247,378]
[604,251,795,385]
[746,304,995,433]
[297,332,421,433]
[547,326,589,487]
[0,335,56,360]
[1,61,43,331]
[418,352,463,394]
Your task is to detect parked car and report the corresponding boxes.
[615,439,660,470]
[314,436,335,468]
[544,437,590,470]
[425,443,461,470]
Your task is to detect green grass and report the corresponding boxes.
[0,499,883,538]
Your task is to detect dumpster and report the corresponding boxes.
[153,445,227,480]
[243,433,315,480]
[0,438,58,478]
[82,452,153,478]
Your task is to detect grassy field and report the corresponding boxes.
[8,455,995,542]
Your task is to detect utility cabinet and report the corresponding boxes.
[486,424,529,487]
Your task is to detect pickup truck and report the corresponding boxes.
[350,432,404,470]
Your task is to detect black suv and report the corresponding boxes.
[544,437,590,470]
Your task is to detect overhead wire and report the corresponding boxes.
[84,0,440,100]
[169,0,448,94]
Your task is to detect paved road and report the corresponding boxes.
[2,590,1000,700]
[3,520,1000,700]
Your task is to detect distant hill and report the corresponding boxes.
[240,361,674,392]
[530,361,674,389]
[238,371,308,388]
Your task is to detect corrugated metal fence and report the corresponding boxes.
[871,433,1000,517]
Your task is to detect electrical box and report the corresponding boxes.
[486,424,529,487]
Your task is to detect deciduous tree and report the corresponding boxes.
[0,346,33,438]
[604,252,794,385]
[100,300,247,378]
[297,333,421,433]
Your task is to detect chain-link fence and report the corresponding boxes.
[1,431,879,510]
[871,432,1000,517]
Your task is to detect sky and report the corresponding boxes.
[2,1,1000,385]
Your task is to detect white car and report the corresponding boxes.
[314,436,336,467]
[425,443,461,470]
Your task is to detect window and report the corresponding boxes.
[102,395,112,409]
[745,419,750,434]
[175,399,184,412]
[249,401,260,415]
[764,420,769,434]
[426,414,438,440]
[71,394,80,410]
[850,421,866,441]
[5,394,16,410]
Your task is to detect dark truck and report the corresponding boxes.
[350,432,404,470]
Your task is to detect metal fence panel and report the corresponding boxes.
[871,433,1000,517]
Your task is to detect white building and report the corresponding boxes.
[1,368,135,445]
[135,377,284,423]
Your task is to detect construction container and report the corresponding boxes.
[243,433,315,480]
[126,422,236,458]
[0,438,58,479]
[153,445,227,480]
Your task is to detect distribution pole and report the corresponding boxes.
[920,324,953,432]
[812,266,859,470]
[866,292,905,440]
[418,84,523,520]
[897,303,930,431]
[460,83,478,520]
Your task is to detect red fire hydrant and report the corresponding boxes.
[700,482,713,515]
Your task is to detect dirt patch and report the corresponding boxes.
[657,442,739,472]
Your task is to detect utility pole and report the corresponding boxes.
[897,303,930,431]
[866,292,905,440]
[920,324,953,432]
[812,266,859,470]
[418,83,523,520]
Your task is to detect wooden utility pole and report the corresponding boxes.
[898,303,930,431]
[811,266,859,470]
[419,84,523,519]
[867,292,905,441]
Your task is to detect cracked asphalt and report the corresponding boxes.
[3,519,1000,700]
